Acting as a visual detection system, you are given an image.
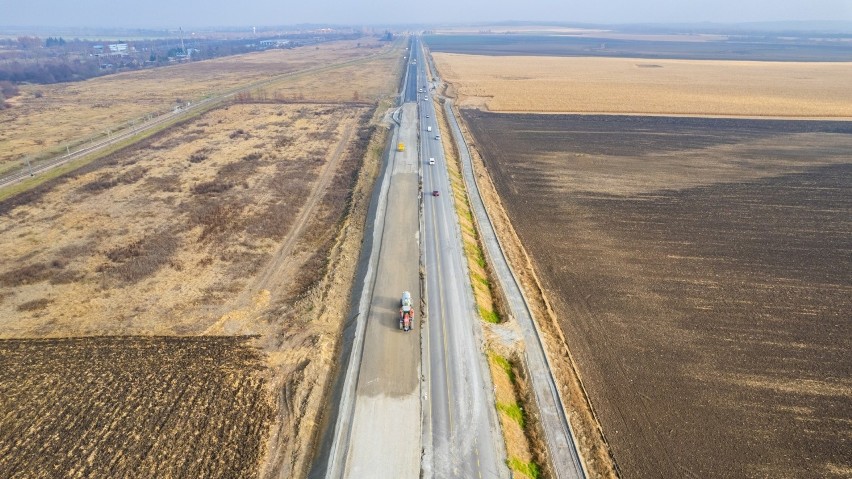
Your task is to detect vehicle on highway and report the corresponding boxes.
[426,115,429,118]
[429,157,435,165]
[434,135,440,140]
[432,190,440,197]
[400,291,414,331]
[427,126,432,132]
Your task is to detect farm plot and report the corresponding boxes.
[461,110,852,478]
[433,53,852,117]
[0,336,271,479]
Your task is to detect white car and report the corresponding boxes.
[429,158,435,165]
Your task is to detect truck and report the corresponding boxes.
[399,291,414,331]
[427,126,432,132]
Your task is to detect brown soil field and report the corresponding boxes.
[461,110,852,478]
[0,37,391,170]
[0,336,271,478]
[0,100,379,477]
[434,53,852,117]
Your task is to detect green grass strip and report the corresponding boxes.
[508,457,541,479]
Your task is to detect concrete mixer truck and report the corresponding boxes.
[399,291,414,332]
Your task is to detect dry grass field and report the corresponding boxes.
[0,99,380,477]
[257,43,403,103]
[0,103,368,337]
[434,53,852,117]
[461,110,852,478]
[0,37,390,170]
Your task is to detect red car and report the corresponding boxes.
[432,190,440,197]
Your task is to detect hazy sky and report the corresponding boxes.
[2,0,851,28]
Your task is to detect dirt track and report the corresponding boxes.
[461,110,852,478]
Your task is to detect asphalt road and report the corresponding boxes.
[415,38,508,479]
[342,101,422,478]
[328,37,507,479]
[429,39,587,476]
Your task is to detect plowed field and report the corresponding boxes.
[462,110,852,478]
[0,336,271,479]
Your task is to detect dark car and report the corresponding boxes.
[432,190,440,197]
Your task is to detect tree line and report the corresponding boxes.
[0,32,368,87]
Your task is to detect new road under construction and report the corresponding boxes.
[319,36,585,479]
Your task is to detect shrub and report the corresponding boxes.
[0,263,52,287]
[17,298,53,312]
[191,181,235,195]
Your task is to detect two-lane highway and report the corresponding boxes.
[414,37,508,479]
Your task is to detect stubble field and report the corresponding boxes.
[434,53,852,117]
[461,110,852,478]
[0,37,389,170]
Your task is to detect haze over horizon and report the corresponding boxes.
[1,0,851,30]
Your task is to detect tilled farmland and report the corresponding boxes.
[462,110,852,478]
[0,336,272,478]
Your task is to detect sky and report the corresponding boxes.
[1,0,850,29]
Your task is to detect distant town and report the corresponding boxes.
[0,28,390,86]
